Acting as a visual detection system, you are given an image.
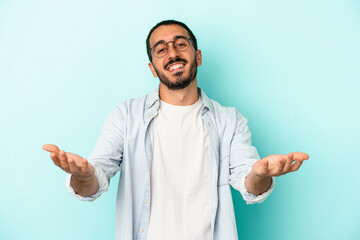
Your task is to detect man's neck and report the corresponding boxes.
[159,80,199,106]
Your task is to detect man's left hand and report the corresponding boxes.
[252,152,309,178]
[245,152,309,195]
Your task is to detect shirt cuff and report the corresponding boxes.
[65,165,109,201]
[238,170,275,204]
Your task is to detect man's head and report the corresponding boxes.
[146,20,202,90]
[146,20,198,62]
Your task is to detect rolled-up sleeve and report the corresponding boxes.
[229,110,275,204]
[65,165,109,201]
[65,105,125,201]
[237,170,275,204]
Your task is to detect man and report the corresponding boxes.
[43,20,309,240]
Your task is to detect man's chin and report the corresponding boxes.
[160,77,193,90]
[173,71,184,77]
[157,64,197,90]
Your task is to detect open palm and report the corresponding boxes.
[252,152,309,177]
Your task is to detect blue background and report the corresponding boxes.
[1,0,359,239]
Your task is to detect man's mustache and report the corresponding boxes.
[164,58,188,70]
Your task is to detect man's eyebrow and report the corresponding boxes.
[173,35,188,40]
[152,35,189,48]
[152,40,166,49]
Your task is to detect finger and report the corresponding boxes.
[68,157,80,173]
[273,158,286,176]
[58,150,70,170]
[81,158,89,171]
[65,152,84,167]
[289,159,304,172]
[291,152,309,161]
[43,144,60,153]
[282,155,293,173]
[81,159,94,176]
[50,152,61,166]
[287,152,295,161]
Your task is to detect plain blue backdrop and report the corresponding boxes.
[1,0,359,239]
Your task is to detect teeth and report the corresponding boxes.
[169,63,184,71]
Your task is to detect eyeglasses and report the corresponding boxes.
[151,37,193,58]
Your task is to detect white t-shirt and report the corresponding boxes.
[146,97,211,240]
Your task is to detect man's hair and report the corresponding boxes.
[146,20,198,62]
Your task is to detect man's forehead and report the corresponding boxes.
[150,25,190,46]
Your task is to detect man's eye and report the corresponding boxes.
[156,47,166,54]
[175,40,188,49]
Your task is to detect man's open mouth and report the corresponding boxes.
[164,58,188,73]
[167,62,186,73]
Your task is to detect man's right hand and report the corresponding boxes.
[42,144,95,179]
[43,144,99,196]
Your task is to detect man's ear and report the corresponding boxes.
[148,62,158,77]
[196,50,202,67]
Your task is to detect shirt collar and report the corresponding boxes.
[145,85,216,118]
[198,87,216,118]
[144,87,160,109]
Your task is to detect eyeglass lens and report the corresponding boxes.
[153,38,190,57]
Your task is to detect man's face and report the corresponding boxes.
[148,24,202,90]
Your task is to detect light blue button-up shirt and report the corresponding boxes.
[66,87,274,240]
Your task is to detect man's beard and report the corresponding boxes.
[154,58,197,90]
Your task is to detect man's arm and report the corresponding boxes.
[245,152,309,195]
[43,144,99,197]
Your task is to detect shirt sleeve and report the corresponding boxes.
[237,170,275,204]
[228,110,275,204]
[65,165,109,201]
[65,105,125,200]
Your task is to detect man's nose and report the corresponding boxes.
[166,43,179,59]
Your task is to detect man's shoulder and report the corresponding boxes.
[209,98,238,113]
[201,90,239,118]
[201,91,247,133]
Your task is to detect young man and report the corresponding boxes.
[43,20,309,240]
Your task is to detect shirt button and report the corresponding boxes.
[146,104,150,107]
[146,114,151,119]
[139,228,143,233]
[143,200,147,204]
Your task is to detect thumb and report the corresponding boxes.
[254,158,269,176]
[262,159,269,173]
[263,159,269,168]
